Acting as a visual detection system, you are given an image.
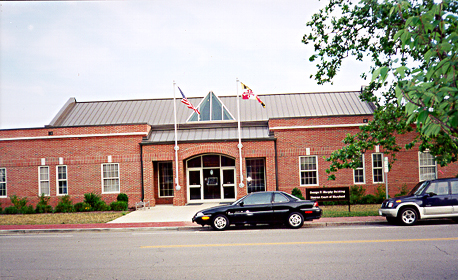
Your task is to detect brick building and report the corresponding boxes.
[1,90,456,208]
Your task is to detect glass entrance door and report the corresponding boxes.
[188,170,202,200]
[203,169,221,199]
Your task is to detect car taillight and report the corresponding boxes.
[313,201,319,207]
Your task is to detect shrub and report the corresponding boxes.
[93,200,110,211]
[36,194,53,213]
[55,195,75,213]
[74,202,91,212]
[20,205,35,214]
[291,188,305,200]
[84,193,102,210]
[350,185,365,204]
[4,206,19,214]
[110,201,128,211]
[395,184,409,197]
[10,195,28,212]
[360,194,376,204]
[117,193,128,204]
[375,185,387,203]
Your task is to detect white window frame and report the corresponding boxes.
[353,154,366,184]
[0,168,6,198]
[158,162,174,198]
[418,151,437,181]
[39,166,50,196]
[101,163,120,194]
[372,153,384,184]
[56,165,68,196]
[299,156,319,186]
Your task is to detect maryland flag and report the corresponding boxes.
[241,82,265,108]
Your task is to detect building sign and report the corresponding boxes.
[305,187,349,201]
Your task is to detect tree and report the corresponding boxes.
[303,0,458,178]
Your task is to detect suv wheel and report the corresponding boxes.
[398,207,418,226]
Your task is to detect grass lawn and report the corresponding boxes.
[321,204,380,217]
[0,212,127,225]
[0,204,381,225]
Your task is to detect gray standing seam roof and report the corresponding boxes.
[47,91,374,143]
[49,91,374,128]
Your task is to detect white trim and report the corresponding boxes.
[270,123,368,130]
[101,163,120,194]
[418,151,437,181]
[56,165,68,196]
[0,132,148,142]
[299,155,319,186]
[0,168,6,198]
[353,154,366,184]
[39,166,50,196]
[372,153,384,184]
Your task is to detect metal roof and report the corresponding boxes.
[49,91,375,127]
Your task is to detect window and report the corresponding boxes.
[39,166,50,196]
[188,92,234,122]
[242,192,272,205]
[0,168,6,198]
[273,193,289,203]
[102,163,120,193]
[354,155,365,184]
[425,181,449,195]
[372,153,384,183]
[300,156,318,186]
[246,158,266,193]
[158,162,173,197]
[451,181,458,195]
[419,152,437,181]
[57,166,68,195]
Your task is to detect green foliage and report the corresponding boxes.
[375,185,387,203]
[394,184,409,197]
[84,193,102,210]
[110,201,128,211]
[93,200,110,211]
[4,206,19,214]
[291,188,305,200]
[350,185,366,204]
[360,194,376,204]
[304,0,458,178]
[55,195,75,213]
[20,205,35,214]
[35,194,53,214]
[117,193,128,204]
[74,202,91,212]
[10,195,28,211]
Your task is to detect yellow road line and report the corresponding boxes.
[140,237,458,249]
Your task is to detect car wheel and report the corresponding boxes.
[211,214,229,231]
[398,207,418,226]
[287,212,304,229]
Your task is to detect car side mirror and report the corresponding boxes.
[239,201,244,207]
[428,192,437,197]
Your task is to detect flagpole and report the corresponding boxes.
[236,78,244,189]
[173,81,181,191]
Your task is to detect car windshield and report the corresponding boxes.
[408,181,430,196]
[282,192,300,201]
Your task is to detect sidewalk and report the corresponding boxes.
[0,204,387,233]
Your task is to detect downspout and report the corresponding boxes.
[140,143,145,201]
[274,138,279,191]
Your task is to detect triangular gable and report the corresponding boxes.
[187,91,235,122]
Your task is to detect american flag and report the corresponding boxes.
[178,87,200,115]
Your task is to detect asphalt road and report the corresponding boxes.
[1,222,458,279]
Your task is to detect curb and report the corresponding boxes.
[0,219,387,234]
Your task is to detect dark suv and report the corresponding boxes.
[379,177,458,225]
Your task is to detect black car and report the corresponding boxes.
[192,191,322,230]
[379,177,458,225]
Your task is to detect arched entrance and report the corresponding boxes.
[186,154,236,202]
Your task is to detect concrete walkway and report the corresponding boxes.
[0,204,387,233]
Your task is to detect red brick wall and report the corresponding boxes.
[0,125,148,208]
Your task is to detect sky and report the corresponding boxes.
[0,0,370,129]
